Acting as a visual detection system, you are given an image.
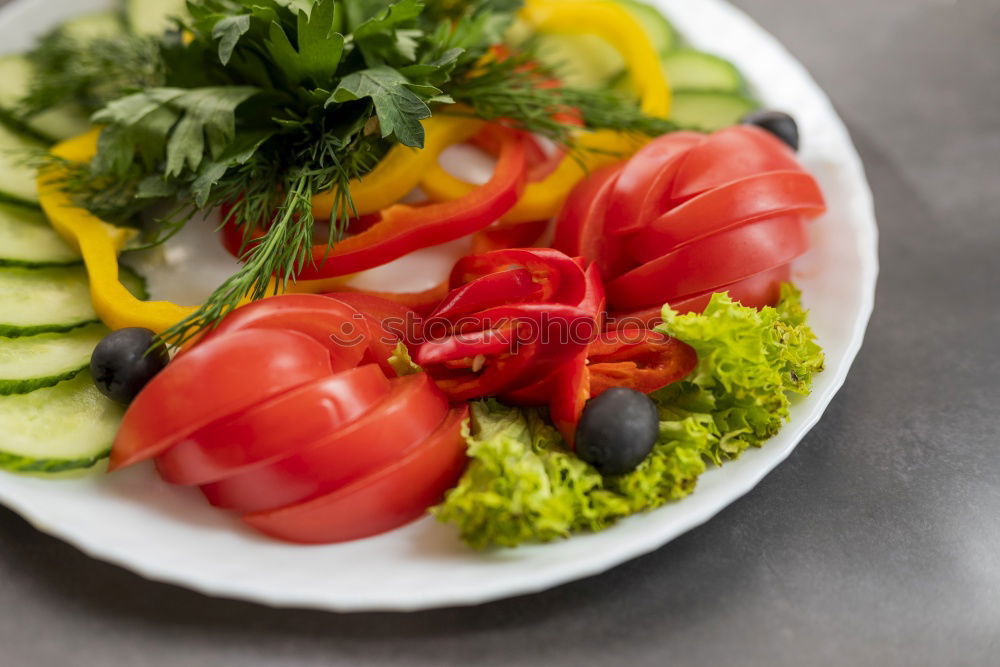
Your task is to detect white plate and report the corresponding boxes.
[0,0,878,611]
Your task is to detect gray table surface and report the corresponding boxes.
[2,0,998,665]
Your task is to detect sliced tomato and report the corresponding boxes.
[604,131,705,237]
[609,263,793,327]
[666,263,792,315]
[324,293,420,372]
[669,126,804,204]
[607,216,809,311]
[200,374,449,513]
[241,406,469,544]
[155,365,392,486]
[110,330,333,471]
[587,329,698,397]
[551,163,624,276]
[196,294,369,372]
[629,171,826,263]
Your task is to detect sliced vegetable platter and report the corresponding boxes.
[0,0,877,611]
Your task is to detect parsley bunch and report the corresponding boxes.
[46,0,675,343]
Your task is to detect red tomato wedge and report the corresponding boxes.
[610,263,793,327]
[607,215,809,311]
[242,406,469,544]
[551,163,623,276]
[669,126,803,204]
[110,330,333,471]
[155,365,392,486]
[196,294,369,372]
[629,170,826,263]
[604,131,705,237]
[666,263,792,315]
[324,293,420,372]
[200,373,449,513]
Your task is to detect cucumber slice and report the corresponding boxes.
[0,371,123,473]
[535,33,625,89]
[616,0,679,54]
[0,266,97,336]
[0,323,108,395]
[0,264,146,337]
[125,0,189,36]
[664,49,744,93]
[0,55,92,143]
[0,202,81,267]
[669,91,757,132]
[59,12,125,41]
[0,122,44,207]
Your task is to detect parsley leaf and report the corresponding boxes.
[331,67,431,147]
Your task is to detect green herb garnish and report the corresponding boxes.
[37,0,680,343]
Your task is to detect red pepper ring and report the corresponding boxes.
[449,248,589,307]
[326,220,550,317]
[430,268,542,323]
[292,125,531,279]
[417,303,598,401]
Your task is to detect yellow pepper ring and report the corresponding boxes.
[39,130,358,334]
[311,113,485,219]
[419,0,672,224]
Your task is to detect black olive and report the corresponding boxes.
[90,328,169,404]
[575,388,659,475]
[741,110,800,151]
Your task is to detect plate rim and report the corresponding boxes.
[0,0,879,612]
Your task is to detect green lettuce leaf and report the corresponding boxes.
[434,285,825,549]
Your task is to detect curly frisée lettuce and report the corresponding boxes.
[433,285,825,549]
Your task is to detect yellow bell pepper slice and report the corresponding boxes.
[311,114,485,220]
[420,0,671,224]
[38,130,358,334]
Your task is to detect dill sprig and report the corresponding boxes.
[23,32,165,116]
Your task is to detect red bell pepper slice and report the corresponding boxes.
[296,127,530,279]
[629,170,826,263]
[470,219,549,254]
[587,328,698,397]
[327,220,550,317]
[429,268,541,322]
[449,248,589,306]
[607,215,810,311]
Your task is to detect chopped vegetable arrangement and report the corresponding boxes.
[0,0,827,548]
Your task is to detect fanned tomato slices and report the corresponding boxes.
[242,407,469,545]
[199,374,450,514]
